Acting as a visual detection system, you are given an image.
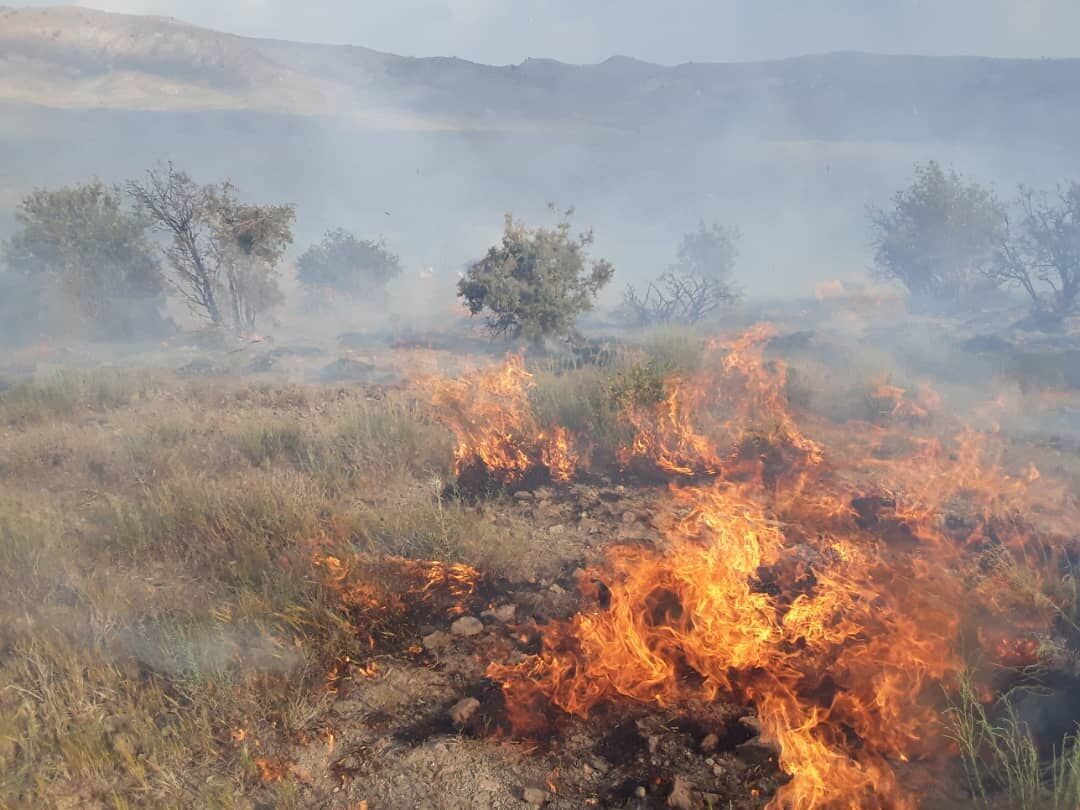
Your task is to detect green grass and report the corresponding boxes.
[946,671,1080,810]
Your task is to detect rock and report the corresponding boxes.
[700,732,719,754]
[622,510,638,525]
[634,786,647,799]
[448,697,480,727]
[548,524,565,536]
[548,583,565,595]
[421,630,452,651]
[667,775,694,809]
[522,786,549,806]
[736,737,781,765]
[450,616,484,637]
[514,491,535,502]
[492,604,517,623]
[589,756,610,773]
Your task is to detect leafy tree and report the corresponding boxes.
[296,228,402,299]
[673,220,740,280]
[127,164,294,333]
[208,190,294,333]
[990,184,1080,318]
[869,161,1005,300]
[2,181,164,332]
[457,207,614,345]
[623,221,740,326]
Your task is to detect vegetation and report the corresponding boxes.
[128,163,294,333]
[947,672,1080,810]
[869,161,1005,301]
[623,222,740,326]
[2,181,166,338]
[296,227,402,300]
[992,183,1080,318]
[457,207,614,346]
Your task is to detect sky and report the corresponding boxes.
[14,0,1080,64]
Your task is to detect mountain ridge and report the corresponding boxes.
[3,4,1080,142]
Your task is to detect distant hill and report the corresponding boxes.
[4,4,1080,142]
[2,5,1080,297]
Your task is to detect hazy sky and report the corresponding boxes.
[15,0,1080,64]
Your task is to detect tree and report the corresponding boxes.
[674,220,740,280]
[296,228,402,300]
[457,207,614,345]
[990,184,1080,319]
[2,181,164,332]
[623,221,740,326]
[127,163,294,333]
[869,161,1005,300]
[207,189,294,333]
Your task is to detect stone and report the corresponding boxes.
[634,786,647,799]
[622,510,638,525]
[700,732,719,754]
[548,583,565,595]
[448,697,480,726]
[589,756,610,773]
[667,775,694,809]
[421,630,452,651]
[514,490,535,501]
[492,604,517,623]
[522,786,549,806]
[450,616,484,637]
[548,523,565,535]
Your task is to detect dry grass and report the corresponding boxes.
[0,371,473,808]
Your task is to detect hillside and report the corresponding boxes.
[4,4,1080,141]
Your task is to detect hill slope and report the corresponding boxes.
[4,4,1080,142]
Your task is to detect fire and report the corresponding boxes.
[618,325,822,479]
[327,325,1080,808]
[465,326,1078,808]
[314,554,485,650]
[422,354,580,484]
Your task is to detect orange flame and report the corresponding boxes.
[479,327,1079,808]
[422,355,580,484]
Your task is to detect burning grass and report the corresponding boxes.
[1,331,1080,808]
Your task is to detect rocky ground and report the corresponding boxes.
[247,480,804,810]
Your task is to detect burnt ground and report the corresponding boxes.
[237,480,803,810]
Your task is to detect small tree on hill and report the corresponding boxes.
[457,207,614,346]
[623,221,741,326]
[296,228,402,300]
[128,163,294,333]
[2,181,164,334]
[989,183,1080,319]
[869,161,1005,300]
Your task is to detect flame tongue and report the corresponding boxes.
[423,355,579,484]
[492,479,965,808]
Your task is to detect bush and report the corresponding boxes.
[869,161,1005,301]
[458,207,614,346]
[2,182,167,339]
[296,228,402,300]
